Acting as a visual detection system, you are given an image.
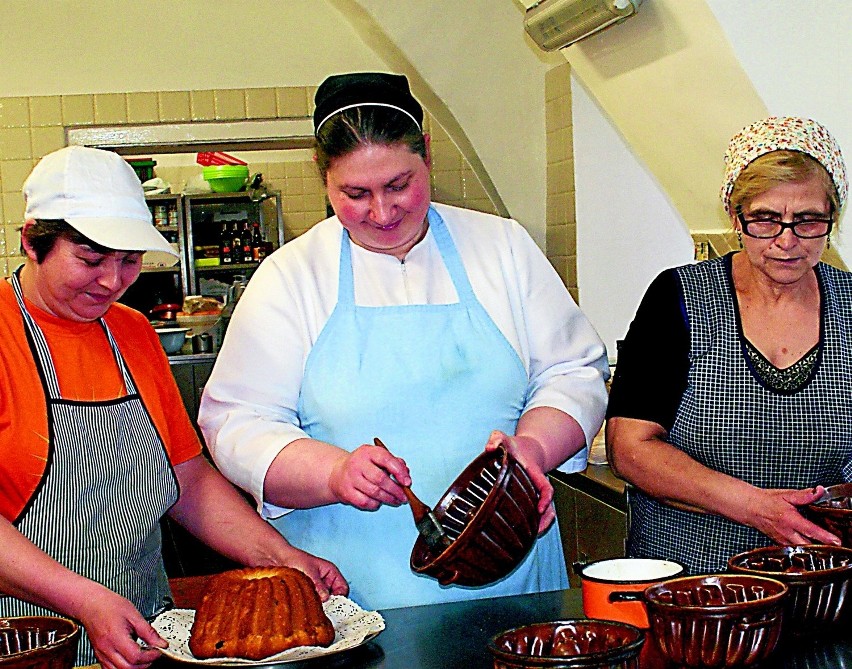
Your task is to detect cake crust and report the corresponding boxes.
[189,566,335,660]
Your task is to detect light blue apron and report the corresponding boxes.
[273,206,567,610]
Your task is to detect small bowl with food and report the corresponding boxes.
[488,619,645,669]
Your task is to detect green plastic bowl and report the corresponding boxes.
[202,165,249,193]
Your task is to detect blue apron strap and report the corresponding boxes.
[338,208,478,309]
[427,207,477,305]
[338,229,356,308]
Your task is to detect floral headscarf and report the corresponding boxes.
[721,117,847,215]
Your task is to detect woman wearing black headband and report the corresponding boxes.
[199,72,609,610]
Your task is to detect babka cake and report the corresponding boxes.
[189,566,335,660]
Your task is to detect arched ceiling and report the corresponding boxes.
[329,0,556,246]
[331,0,763,240]
[561,0,766,232]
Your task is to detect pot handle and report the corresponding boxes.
[608,591,646,604]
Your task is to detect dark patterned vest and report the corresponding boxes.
[628,255,852,573]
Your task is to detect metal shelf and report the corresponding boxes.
[195,262,260,272]
[183,191,283,296]
[141,265,181,274]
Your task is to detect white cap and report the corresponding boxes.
[23,146,179,267]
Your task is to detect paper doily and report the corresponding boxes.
[151,596,384,665]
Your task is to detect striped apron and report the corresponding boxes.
[0,270,179,665]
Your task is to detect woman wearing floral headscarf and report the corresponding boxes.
[606,117,851,574]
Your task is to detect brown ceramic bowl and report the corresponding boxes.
[805,493,852,548]
[488,619,645,669]
[410,446,539,586]
[644,574,787,669]
[728,544,852,635]
[0,616,80,669]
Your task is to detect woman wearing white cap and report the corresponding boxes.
[606,117,851,573]
[199,73,609,610]
[0,146,347,669]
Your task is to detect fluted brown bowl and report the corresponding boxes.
[728,544,852,635]
[410,446,539,586]
[644,574,787,669]
[0,617,80,669]
[806,495,852,548]
[488,619,645,669]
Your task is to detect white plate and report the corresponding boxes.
[151,596,385,666]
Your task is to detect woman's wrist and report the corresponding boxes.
[510,434,548,473]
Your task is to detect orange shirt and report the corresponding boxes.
[0,280,202,522]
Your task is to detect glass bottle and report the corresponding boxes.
[230,221,243,264]
[219,223,233,264]
[240,221,253,264]
[251,222,266,261]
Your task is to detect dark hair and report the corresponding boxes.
[314,106,427,184]
[21,219,112,263]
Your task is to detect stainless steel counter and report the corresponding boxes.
[166,352,216,366]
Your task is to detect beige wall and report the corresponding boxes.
[0,2,578,284]
[0,85,503,276]
[562,0,763,234]
[0,1,553,239]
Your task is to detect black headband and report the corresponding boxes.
[313,72,424,135]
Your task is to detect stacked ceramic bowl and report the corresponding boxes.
[410,446,539,586]
[643,574,788,669]
[488,619,645,669]
[0,616,80,669]
[728,544,852,636]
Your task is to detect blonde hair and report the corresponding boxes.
[729,150,839,217]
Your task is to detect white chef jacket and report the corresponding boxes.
[198,203,609,517]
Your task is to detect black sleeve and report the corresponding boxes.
[605,268,690,432]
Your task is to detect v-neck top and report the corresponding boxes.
[618,254,852,573]
[609,253,824,429]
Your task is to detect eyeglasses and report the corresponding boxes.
[736,207,834,239]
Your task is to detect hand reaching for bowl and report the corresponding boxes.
[328,442,412,511]
[739,485,841,546]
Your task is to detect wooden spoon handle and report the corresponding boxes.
[373,437,429,523]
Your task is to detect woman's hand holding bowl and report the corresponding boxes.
[485,430,554,534]
[746,485,841,546]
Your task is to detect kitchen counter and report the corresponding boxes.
[550,461,629,583]
[157,576,852,668]
[552,463,627,512]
